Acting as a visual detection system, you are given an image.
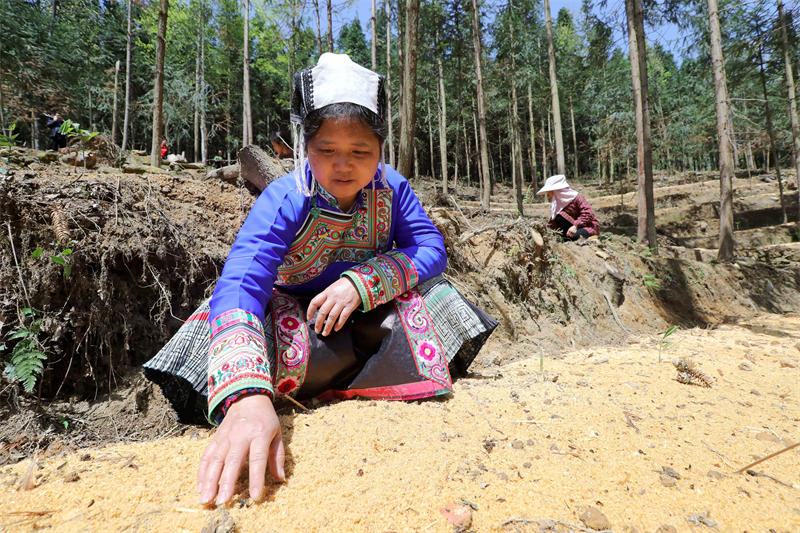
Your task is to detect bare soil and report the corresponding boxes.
[1,150,799,531]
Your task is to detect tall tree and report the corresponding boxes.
[150,0,168,167]
[122,0,133,152]
[778,0,800,223]
[327,0,334,51]
[112,60,120,145]
[707,0,735,261]
[625,0,656,250]
[470,0,490,208]
[397,0,419,178]
[544,0,565,175]
[371,0,377,69]
[436,28,448,194]
[313,0,323,56]
[242,0,253,147]
[385,0,395,166]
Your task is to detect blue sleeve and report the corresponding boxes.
[209,177,306,323]
[391,174,447,282]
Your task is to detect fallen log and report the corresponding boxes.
[204,144,287,191]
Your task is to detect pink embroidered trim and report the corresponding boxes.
[271,290,310,397]
[342,250,419,311]
[393,288,452,391]
[207,309,274,423]
[316,380,451,402]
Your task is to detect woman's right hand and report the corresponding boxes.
[197,394,285,505]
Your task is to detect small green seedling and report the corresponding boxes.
[643,273,661,289]
[0,124,19,147]
[658,325,680,363]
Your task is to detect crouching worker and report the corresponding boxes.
[537,174,600,241]
[142,53,498,506]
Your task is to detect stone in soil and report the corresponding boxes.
[755,431,781,442]
[201,508,236,533]
[661,465,681,479]
[707,470,726,480]
[655,526,677,533]
[780,359,797,368]
[687,511,717,527]
[440,502,473,531]
[659,473,678,487]
[579,506,611,530]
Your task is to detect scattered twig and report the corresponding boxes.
[18,450,38,490]
[702,440,737,469]
[734,441,799,474]
[283,395,309,411]
[6,221,32,310]
[447,195,475,230]
[745,469,796,488]
[456,217,524,245]
[500,517,612,533]
[602,291,631,335]
[624,411,641,433]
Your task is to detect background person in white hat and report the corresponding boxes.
[536,174,600,241]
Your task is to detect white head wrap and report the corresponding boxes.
[290,53,387,196]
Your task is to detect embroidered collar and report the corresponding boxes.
[314,184,365,214]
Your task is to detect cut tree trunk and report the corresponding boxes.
[707,0,735,261]
[150,0,168,168]
[205,145,286,191]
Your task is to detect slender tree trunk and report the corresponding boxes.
[199,0,207,164]
[544,0,565,175]
[371,0,377,70]
[0,78,6,136]
[112,60,120,146]
[527,82,537,191]
[427,98,436,182]
[122,0,133,152]
[313,0,323,56]
[508,0,523,214]
[242,0,253,147]
[470,0,490,208]
[397,0,419,178]
[778,0,800,223]
[397,0,404,135]
[570,98,578,179]
[194,29,200,161]
[625,0,657,250]
[150,0,168,168]
[758,44,787,223]
[540,117,548,178]
[327,0,334,52]
[385,0,395,166]
[463,116,471,187]
[472,110,479,189]
[436,29,448,195]
[707,0,735,261]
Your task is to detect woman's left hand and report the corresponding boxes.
[306,278,362,336]
[567,225,578,238]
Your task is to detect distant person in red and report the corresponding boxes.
[537,174,600,241]
[269,131,294,159]
[160,139,168,159]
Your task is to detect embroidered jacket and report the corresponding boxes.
[206,164,447,421]
[547,194,600,236]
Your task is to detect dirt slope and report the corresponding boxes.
[2,313,798,533]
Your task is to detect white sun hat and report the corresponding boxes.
[536,174,570,194]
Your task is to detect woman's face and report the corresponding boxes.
[307,118,381,212]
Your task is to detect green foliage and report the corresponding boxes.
[336,18,370,68]
[0,125,19,147]
[658,325,680,363]
[58,120,100,146]
[2,308,47,393]
[32,246,73,278]
[642,273,661,289]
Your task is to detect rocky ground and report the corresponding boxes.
[0,147,798,532]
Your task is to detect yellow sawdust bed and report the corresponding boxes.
[2,314,798,532]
